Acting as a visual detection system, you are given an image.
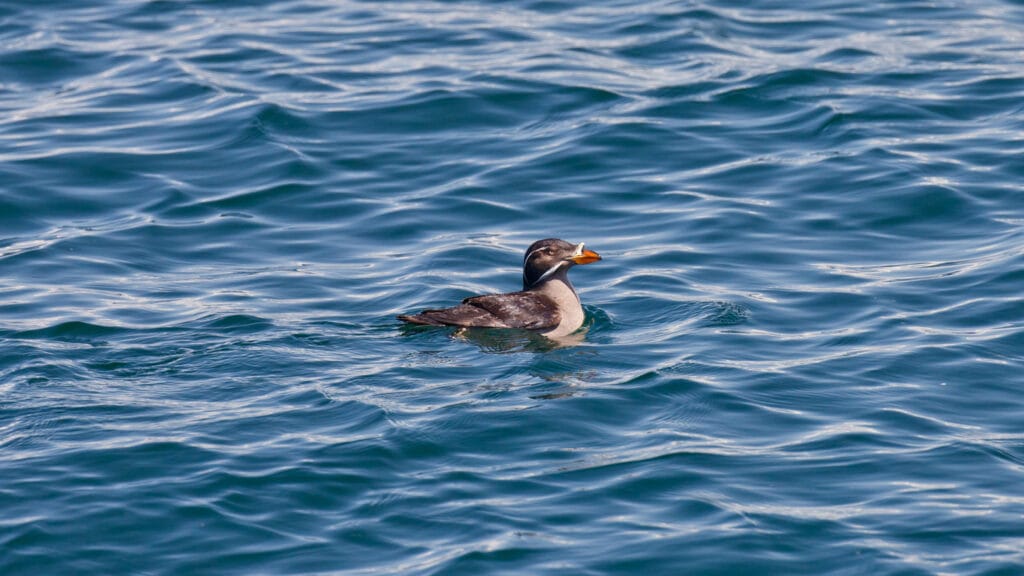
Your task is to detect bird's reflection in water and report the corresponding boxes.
[450,326,597,400]
[398,319,599,399]
[450,325,589,353]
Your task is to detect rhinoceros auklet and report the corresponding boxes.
[398,238,601,338]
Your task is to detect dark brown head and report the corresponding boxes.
[522,238,601,289]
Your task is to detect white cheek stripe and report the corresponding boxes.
[530,261,564,287]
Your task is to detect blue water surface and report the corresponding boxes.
[2,1,1023,574]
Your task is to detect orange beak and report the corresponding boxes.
[569,248,602,265]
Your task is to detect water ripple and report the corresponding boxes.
[3,0,1024,574]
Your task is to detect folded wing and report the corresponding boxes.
[398,291,560,330]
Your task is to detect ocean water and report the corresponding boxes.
[2,0,1023,574]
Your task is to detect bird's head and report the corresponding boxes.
[522,238,601,289]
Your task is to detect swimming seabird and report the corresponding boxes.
[398,238,602,338]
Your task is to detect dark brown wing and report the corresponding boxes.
[398,291,560,330]
[461,292,561,330]
[397,303,510,328]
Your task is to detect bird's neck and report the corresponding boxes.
[530,273,579,306]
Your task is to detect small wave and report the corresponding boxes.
[12,321,129,342]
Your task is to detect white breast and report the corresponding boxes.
[534,278,585,338]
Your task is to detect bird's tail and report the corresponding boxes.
[397,313,447,326]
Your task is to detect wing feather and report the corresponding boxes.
[398,291,560,330]
[461,292,560,330]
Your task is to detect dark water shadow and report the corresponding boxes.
[398,323,589,353]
